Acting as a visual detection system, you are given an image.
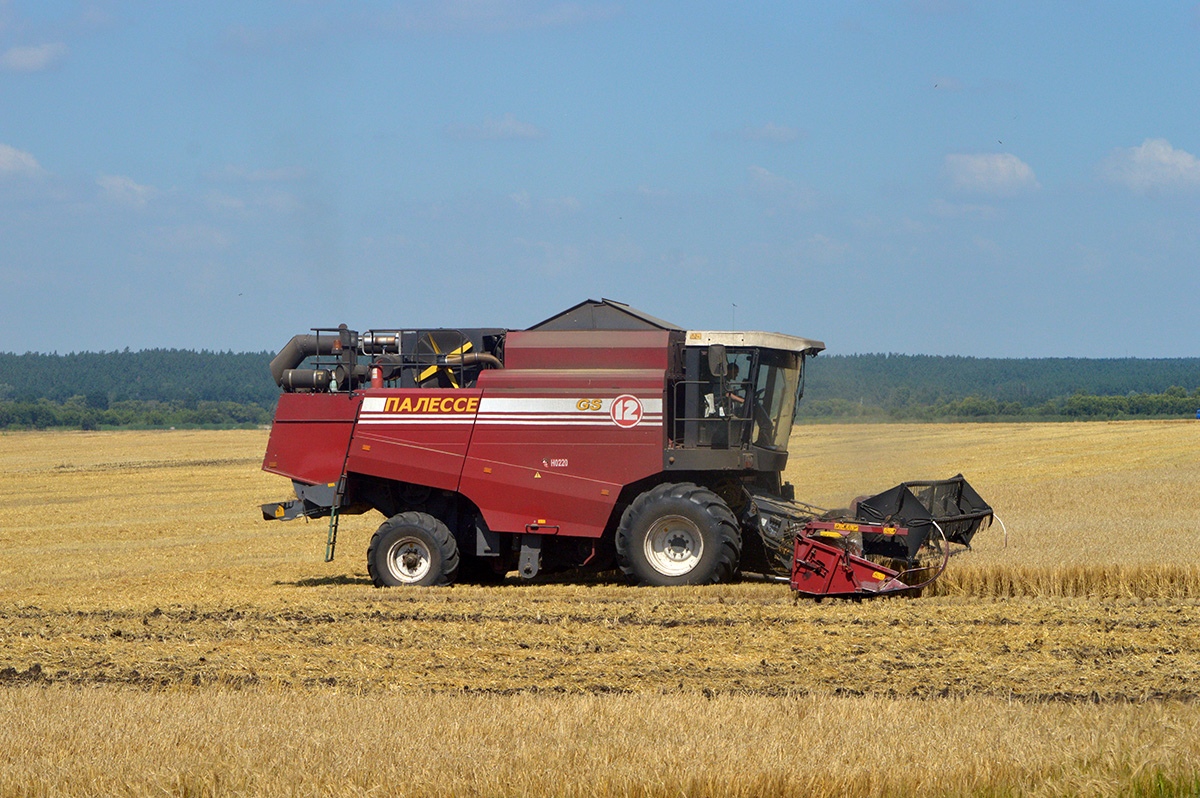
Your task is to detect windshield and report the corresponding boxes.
[751,350,801,450]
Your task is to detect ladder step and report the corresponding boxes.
[325,474,347,563]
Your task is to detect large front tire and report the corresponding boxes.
[615,483,741,586]
[368,512,459,587]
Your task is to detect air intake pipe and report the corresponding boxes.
[444,352,503,370]
[372,350,504,383]
[269,334,342,387]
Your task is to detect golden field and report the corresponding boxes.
[2,422,1200,796]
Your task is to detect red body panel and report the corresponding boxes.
[346,390,482,492]
[459,374,666,537]
[263,393,360,485]
[500,329,673,371]
[263,329,677,540]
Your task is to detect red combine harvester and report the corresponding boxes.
[261,299,995,596]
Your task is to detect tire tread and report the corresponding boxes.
[367,511,460,587]
[615,482,741,586]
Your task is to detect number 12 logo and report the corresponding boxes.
[610,395,643,428]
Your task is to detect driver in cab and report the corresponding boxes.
[724,362,747,416]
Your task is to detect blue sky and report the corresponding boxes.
[2,1,1199,357]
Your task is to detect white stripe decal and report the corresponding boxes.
[478,414,663,421]
[479,397,663,413]
[362,397,662,411]
[475,421,661,427]
[359,419,661,427]
[356,395,664,427]
[360,414,476,421]
[358,418,475,425]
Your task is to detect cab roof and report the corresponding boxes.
[684,330,825,356]
[529,298,823,355]
[529,298,681,332]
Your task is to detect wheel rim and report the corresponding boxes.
[385,535,433,583]
[643,514,704,577]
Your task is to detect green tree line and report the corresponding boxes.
[797,354,1200,421]
[799,388,1200,421]
[0,349,277,406]
[804,353,1200,406]
[0,398,273,430]
[1,349,1198,429]
[0,349,277,430]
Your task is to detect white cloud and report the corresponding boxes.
[972,236,1003,261]
[207,187,300,216]
[747,165,794,192]
[802,233,849,264]
[908,0,964,15]
[508,190,531,210]
[222,19,332,54]
[383,1,620,33]
[745,165,817,213]
[1099,138,1200,193]
[943,152,1039,196]
[76,4,115,31]
[443,114,545,141]
[930,75,1020,94]
[210,164,306,183]
[152,224,234,252]
[636,184,672,199]
[737,124,803,144]
[206,191,247,213]
[511,237,582,275]
[930,198,998,221]
[0,142,43,177]
[508,190,579,215]
[543,195,580,214]
[257,191,301,214]
[97,174,158,207]
[1,42,68,72]
[223,2,620,50]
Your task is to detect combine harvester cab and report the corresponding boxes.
[260,299,996,596]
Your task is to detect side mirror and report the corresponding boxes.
[707,345,727,377]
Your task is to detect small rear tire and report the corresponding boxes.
[368,512,459,587]
[615,482,741,586]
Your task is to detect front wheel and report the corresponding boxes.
[615,483,741,586]
[367,512,459,587]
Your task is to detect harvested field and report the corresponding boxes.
[2,422,1199,796]
[4,591,1199,702]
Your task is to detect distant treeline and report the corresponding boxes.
[0,350,277,405]
[0,398,273,430]
[799,354,1200,421]
[0,350,277,430]
[0,349,1198,429]
[799,389,1200,421]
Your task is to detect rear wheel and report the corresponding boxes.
[368,512,459,587]
[615,483,741,586]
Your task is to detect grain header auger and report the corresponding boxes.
[259,298,997,598]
